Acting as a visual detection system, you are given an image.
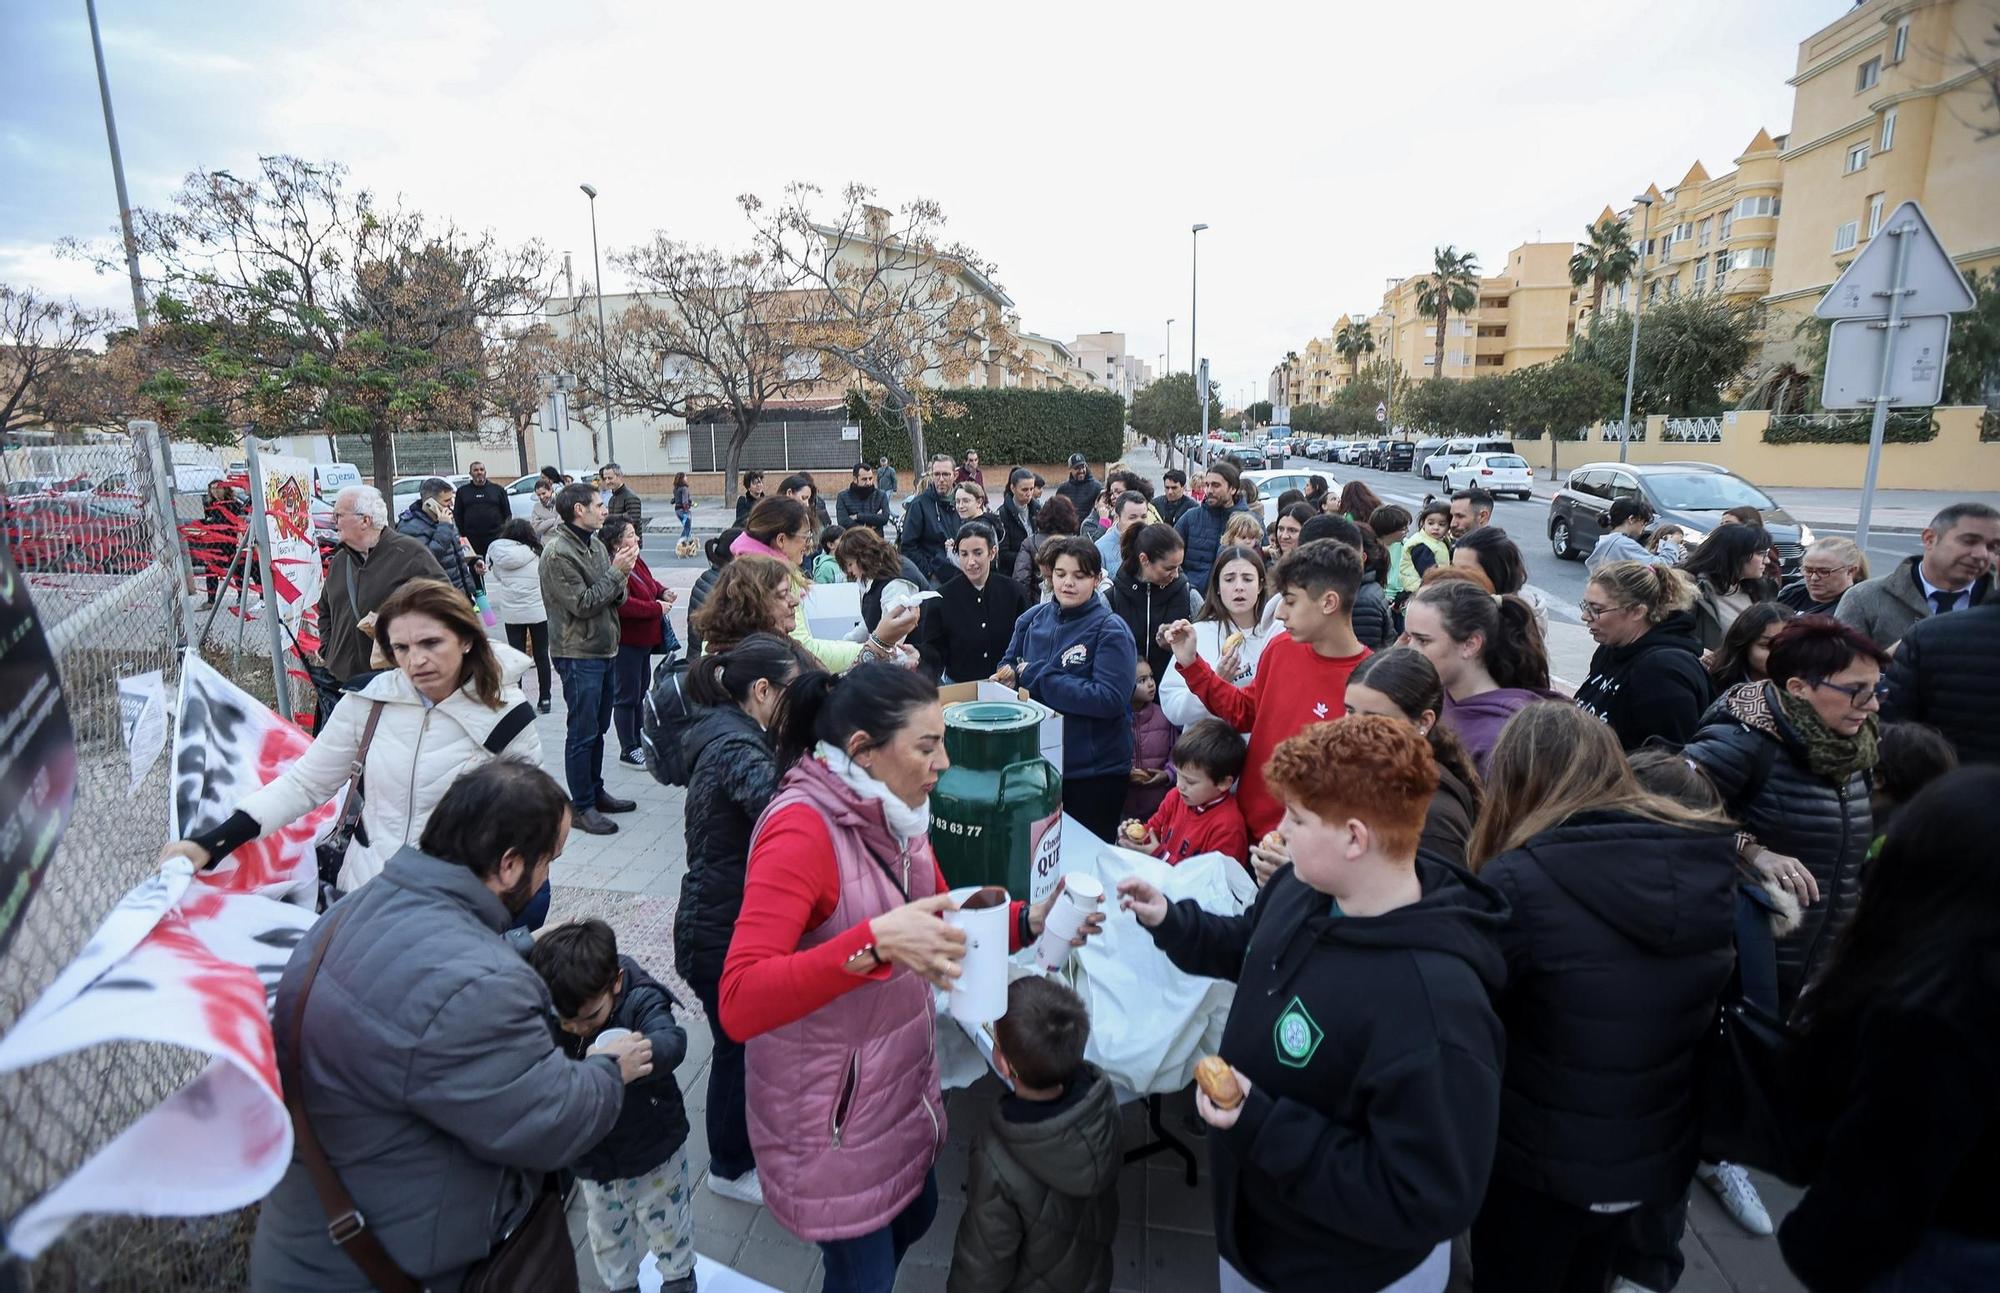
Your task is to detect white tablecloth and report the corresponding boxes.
[939,813,1255,1097]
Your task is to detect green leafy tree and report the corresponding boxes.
[1415,246,1480,376]
[1574,295,1761,417]
[1944,268,2000,406]
[1401,379,1456,434]
[1248,399,1273,425]
[1130,371,1223,447]
[1569,217,1639,322]
[1333,319,1376,381]
[1504,358,1621,477]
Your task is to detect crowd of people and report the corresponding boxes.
[175,445,1999,1293]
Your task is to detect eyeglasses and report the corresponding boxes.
[1800,565,1848,580]
[1577,599,1632,620]
[1810,676,1888,707]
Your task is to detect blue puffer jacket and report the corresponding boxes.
[1175,498,1252,593]
[1000,596,1138,781]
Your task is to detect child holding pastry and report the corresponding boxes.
[1121,719,1248,867]
[1124,660,1176,822]
[1115,717,1506,1293]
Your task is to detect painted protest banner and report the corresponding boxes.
[0,542,78,964]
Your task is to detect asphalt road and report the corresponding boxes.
[1268,454,1923,628]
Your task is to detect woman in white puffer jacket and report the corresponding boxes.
[1158,545,1275,731]
[161,579,541,895]
[485,517,552,711]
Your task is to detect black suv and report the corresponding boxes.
[1379,441,1415,472]
[1546,461,1809,569]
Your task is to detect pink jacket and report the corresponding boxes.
[743,758,947,1240]
[730,531,789,563]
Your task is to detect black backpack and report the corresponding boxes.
[641,655,700,787]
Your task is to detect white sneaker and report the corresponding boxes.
[1698,1161,1773,1236]
[707,1168,764,1206]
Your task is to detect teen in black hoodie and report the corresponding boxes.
[1118,716,1507,1293]
[1106,523,1199,679]
[1572,560,1712,751]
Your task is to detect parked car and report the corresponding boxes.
[389,472,472,511]
[1378,441,1416,473]
[1545,461,1811,567]
[1239,469,1326,528]
[503,473,546,518]
[1444,451,1534,500]
[1227,445,1268,471]
[1410,438,1450,475]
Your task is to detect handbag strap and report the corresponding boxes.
[482,702,536,755]
[282,905,422,1293]
[330,702,386,837]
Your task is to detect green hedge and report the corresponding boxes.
[1762,411,1938,445]
[847,387,1125,469]
[1982,409,1999,443]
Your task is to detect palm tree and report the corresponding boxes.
[1282,349,1299,404]
[1415,246,1480,377]
[1334,319,1376,381]
[1569,217,1639,323]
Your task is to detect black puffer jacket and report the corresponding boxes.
[685,564,724,658]
[1352,574,1393,650]
[1573,611,1712,751]
[1105,567,1197,678]
[674,705,779,991]
[1682,681,1874,1014]
[1883,601,2000,765]
[548,955,690,1182]
[1418,763,1478,867]
[1479,810,1737,1208]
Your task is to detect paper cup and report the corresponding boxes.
[1034,872,1105,971]
[588,1026,634,1057]
[945,885,1011,1024]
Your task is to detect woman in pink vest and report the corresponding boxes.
[720,664,1101,1293]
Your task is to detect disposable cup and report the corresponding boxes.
[945,885,1011,1024]
[1034,872,1105,971]
[588,1026,635,1057]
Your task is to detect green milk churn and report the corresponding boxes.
[930,699,1064,904]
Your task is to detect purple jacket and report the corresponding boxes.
[1125,701,1176,821]
[1442,687,1566,775]
[743,757,947,1241]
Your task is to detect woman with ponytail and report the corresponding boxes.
[1106,521,1198,679]
[1573,559,1713,751]
[720,665,1103,1290]
[675,632,816,1206]
[1345,647,1484,866]
[1399,579,1558,774]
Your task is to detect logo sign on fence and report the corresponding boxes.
[0,542,78,965]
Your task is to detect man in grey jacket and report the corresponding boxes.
[250,760,653,1292]
[1834,501,1999,649]
[542,483,638,835]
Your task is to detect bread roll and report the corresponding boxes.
[1260,831,1285,853]
[1123,820,1150,844]
[1195,1055,1243,1110]
[1223,630,1245,653]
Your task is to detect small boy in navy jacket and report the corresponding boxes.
[531,919,695,1293]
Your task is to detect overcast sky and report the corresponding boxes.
[3,0,1833,403]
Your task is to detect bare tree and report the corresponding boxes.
[739,183,1016,469]
[0,285,117,436]
[66,156,550,488]
[573,236,821,496]
[479,322,560,476]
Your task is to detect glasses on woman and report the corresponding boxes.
[1577,599,1632,620]
[1810,676,1888,708]
[1801,564,1847,581]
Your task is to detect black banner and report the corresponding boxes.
[0,543,77,962]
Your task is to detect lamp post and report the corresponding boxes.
[579,183,616,464]
[1165,318,1175,375]
[1191,224,1209,461]
[1617,193,1655,465]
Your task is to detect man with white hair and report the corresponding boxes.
[313,484,446,726]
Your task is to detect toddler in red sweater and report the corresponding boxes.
[1120,719,1249,867]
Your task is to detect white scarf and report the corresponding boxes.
[816,741,932,842]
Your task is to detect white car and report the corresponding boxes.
[1443,452,1534,500]
[1238,468,1327,527]
[503,474,546,519]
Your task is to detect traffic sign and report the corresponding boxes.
[1375,402,1387,424]
[1815,200,1974,320]
[1822,315,1950,408]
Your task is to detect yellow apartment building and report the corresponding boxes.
[1368,242,1579,383]
[1764,0,2000,344]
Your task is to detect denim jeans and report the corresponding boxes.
[553,656,614,812]
[611,643,653,756]
[689,968,755,1182]
[818,1170,938,1293]
[677,509,692,540]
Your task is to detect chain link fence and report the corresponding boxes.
[0,430,259,1291]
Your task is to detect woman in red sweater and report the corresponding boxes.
[720,665,1100,1292]
[603,517,675,765]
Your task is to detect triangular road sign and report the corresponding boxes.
[1816,200,1976,320]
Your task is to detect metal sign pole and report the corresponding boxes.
[1855,220,1915,551]
[244,444,293,719]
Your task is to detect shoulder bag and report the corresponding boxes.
[316,702,385,905]
[285,908,580,1293]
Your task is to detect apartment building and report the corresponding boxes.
[1765,0,2000,326]
[1367,241,1579,383]
[1070,331,1153,399]
[1016,332,1095,391]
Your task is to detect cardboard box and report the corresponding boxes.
[800,582,864,641]
[938,680,1065,767]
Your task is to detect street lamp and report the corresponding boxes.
[1165,318,1175,375]
[1191,224,1209,460]
[580,183,616,464]
[1617,192,1655,465]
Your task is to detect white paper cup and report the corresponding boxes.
[1034,872,1105,971]
[588,1026,634,1056]
[945,885,1011,1024]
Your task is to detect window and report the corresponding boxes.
[1697,217,1712,247]
[1720,210,1735,241]
[1647,281,1660,304]
[1857,57,1880,91]
[1867,193,1886,237]
[1845,142,1869,174]
[1729,247,1774,270]
[1833,221,1860,253]
[1693,256,1709,291]
[1880,107,1897,151]
[1423,354,1437,366]
[1676,222,1695,242]
[1732,195,1777,219]
[1892,19,1909,63]
[1666,277,1680,297]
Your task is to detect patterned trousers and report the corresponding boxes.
[580,1147,695,1291]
